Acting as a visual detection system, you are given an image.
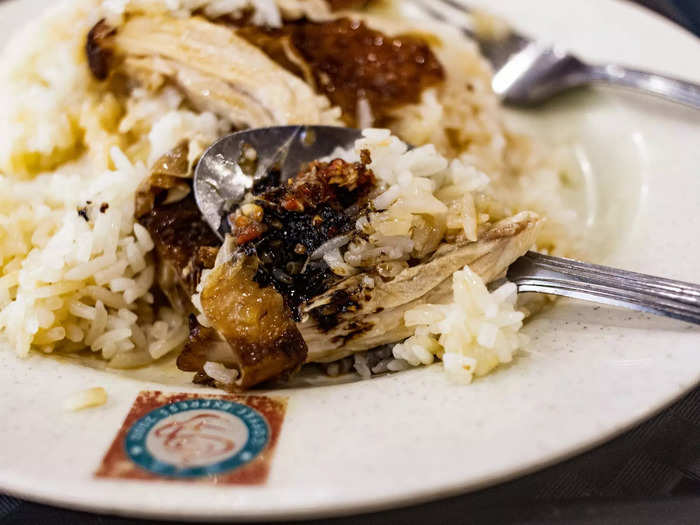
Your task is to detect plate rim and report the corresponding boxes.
[0,383,696,522]
[0,0,699,520]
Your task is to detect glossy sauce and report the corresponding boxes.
[239,18,445,125]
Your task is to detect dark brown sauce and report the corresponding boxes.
[238,18,444,125]
[231,156,376,319]
[313,289,361,332]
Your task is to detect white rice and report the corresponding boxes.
[0,100,220,366]
[63,386,108,411]
[0,149,149,357]
[96,0,338,31]
[323,129,494,273]
[394,268,526,383]
[203,361,239,385]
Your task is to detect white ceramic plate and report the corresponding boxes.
[0,0,699,520]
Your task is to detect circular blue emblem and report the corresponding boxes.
[125,399,269,478]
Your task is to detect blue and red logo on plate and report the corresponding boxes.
[96,391,286,485]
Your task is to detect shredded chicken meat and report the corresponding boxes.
[86,13,444,127]
[87,15,340,128]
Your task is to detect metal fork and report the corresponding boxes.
[500,252,700,325]
[408,0,700,108]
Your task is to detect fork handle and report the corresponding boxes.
[589,64,700,109]
[508,252,700,325]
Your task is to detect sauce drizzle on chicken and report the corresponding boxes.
[230,152,375,318]
[237,18,445,125]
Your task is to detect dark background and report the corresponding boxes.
[634,0,700,34]
[1,1,699,524]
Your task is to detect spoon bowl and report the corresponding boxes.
[194,125,363,239]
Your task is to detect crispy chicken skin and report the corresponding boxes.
[178,255,308,389]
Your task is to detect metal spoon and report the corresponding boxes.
[501,252,700,325]
[194,125,362,239]
[194,125,700,325]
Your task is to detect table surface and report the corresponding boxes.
[1,1,699,524]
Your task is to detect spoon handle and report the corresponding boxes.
[589,64,700,109]
[507,252,700,325]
